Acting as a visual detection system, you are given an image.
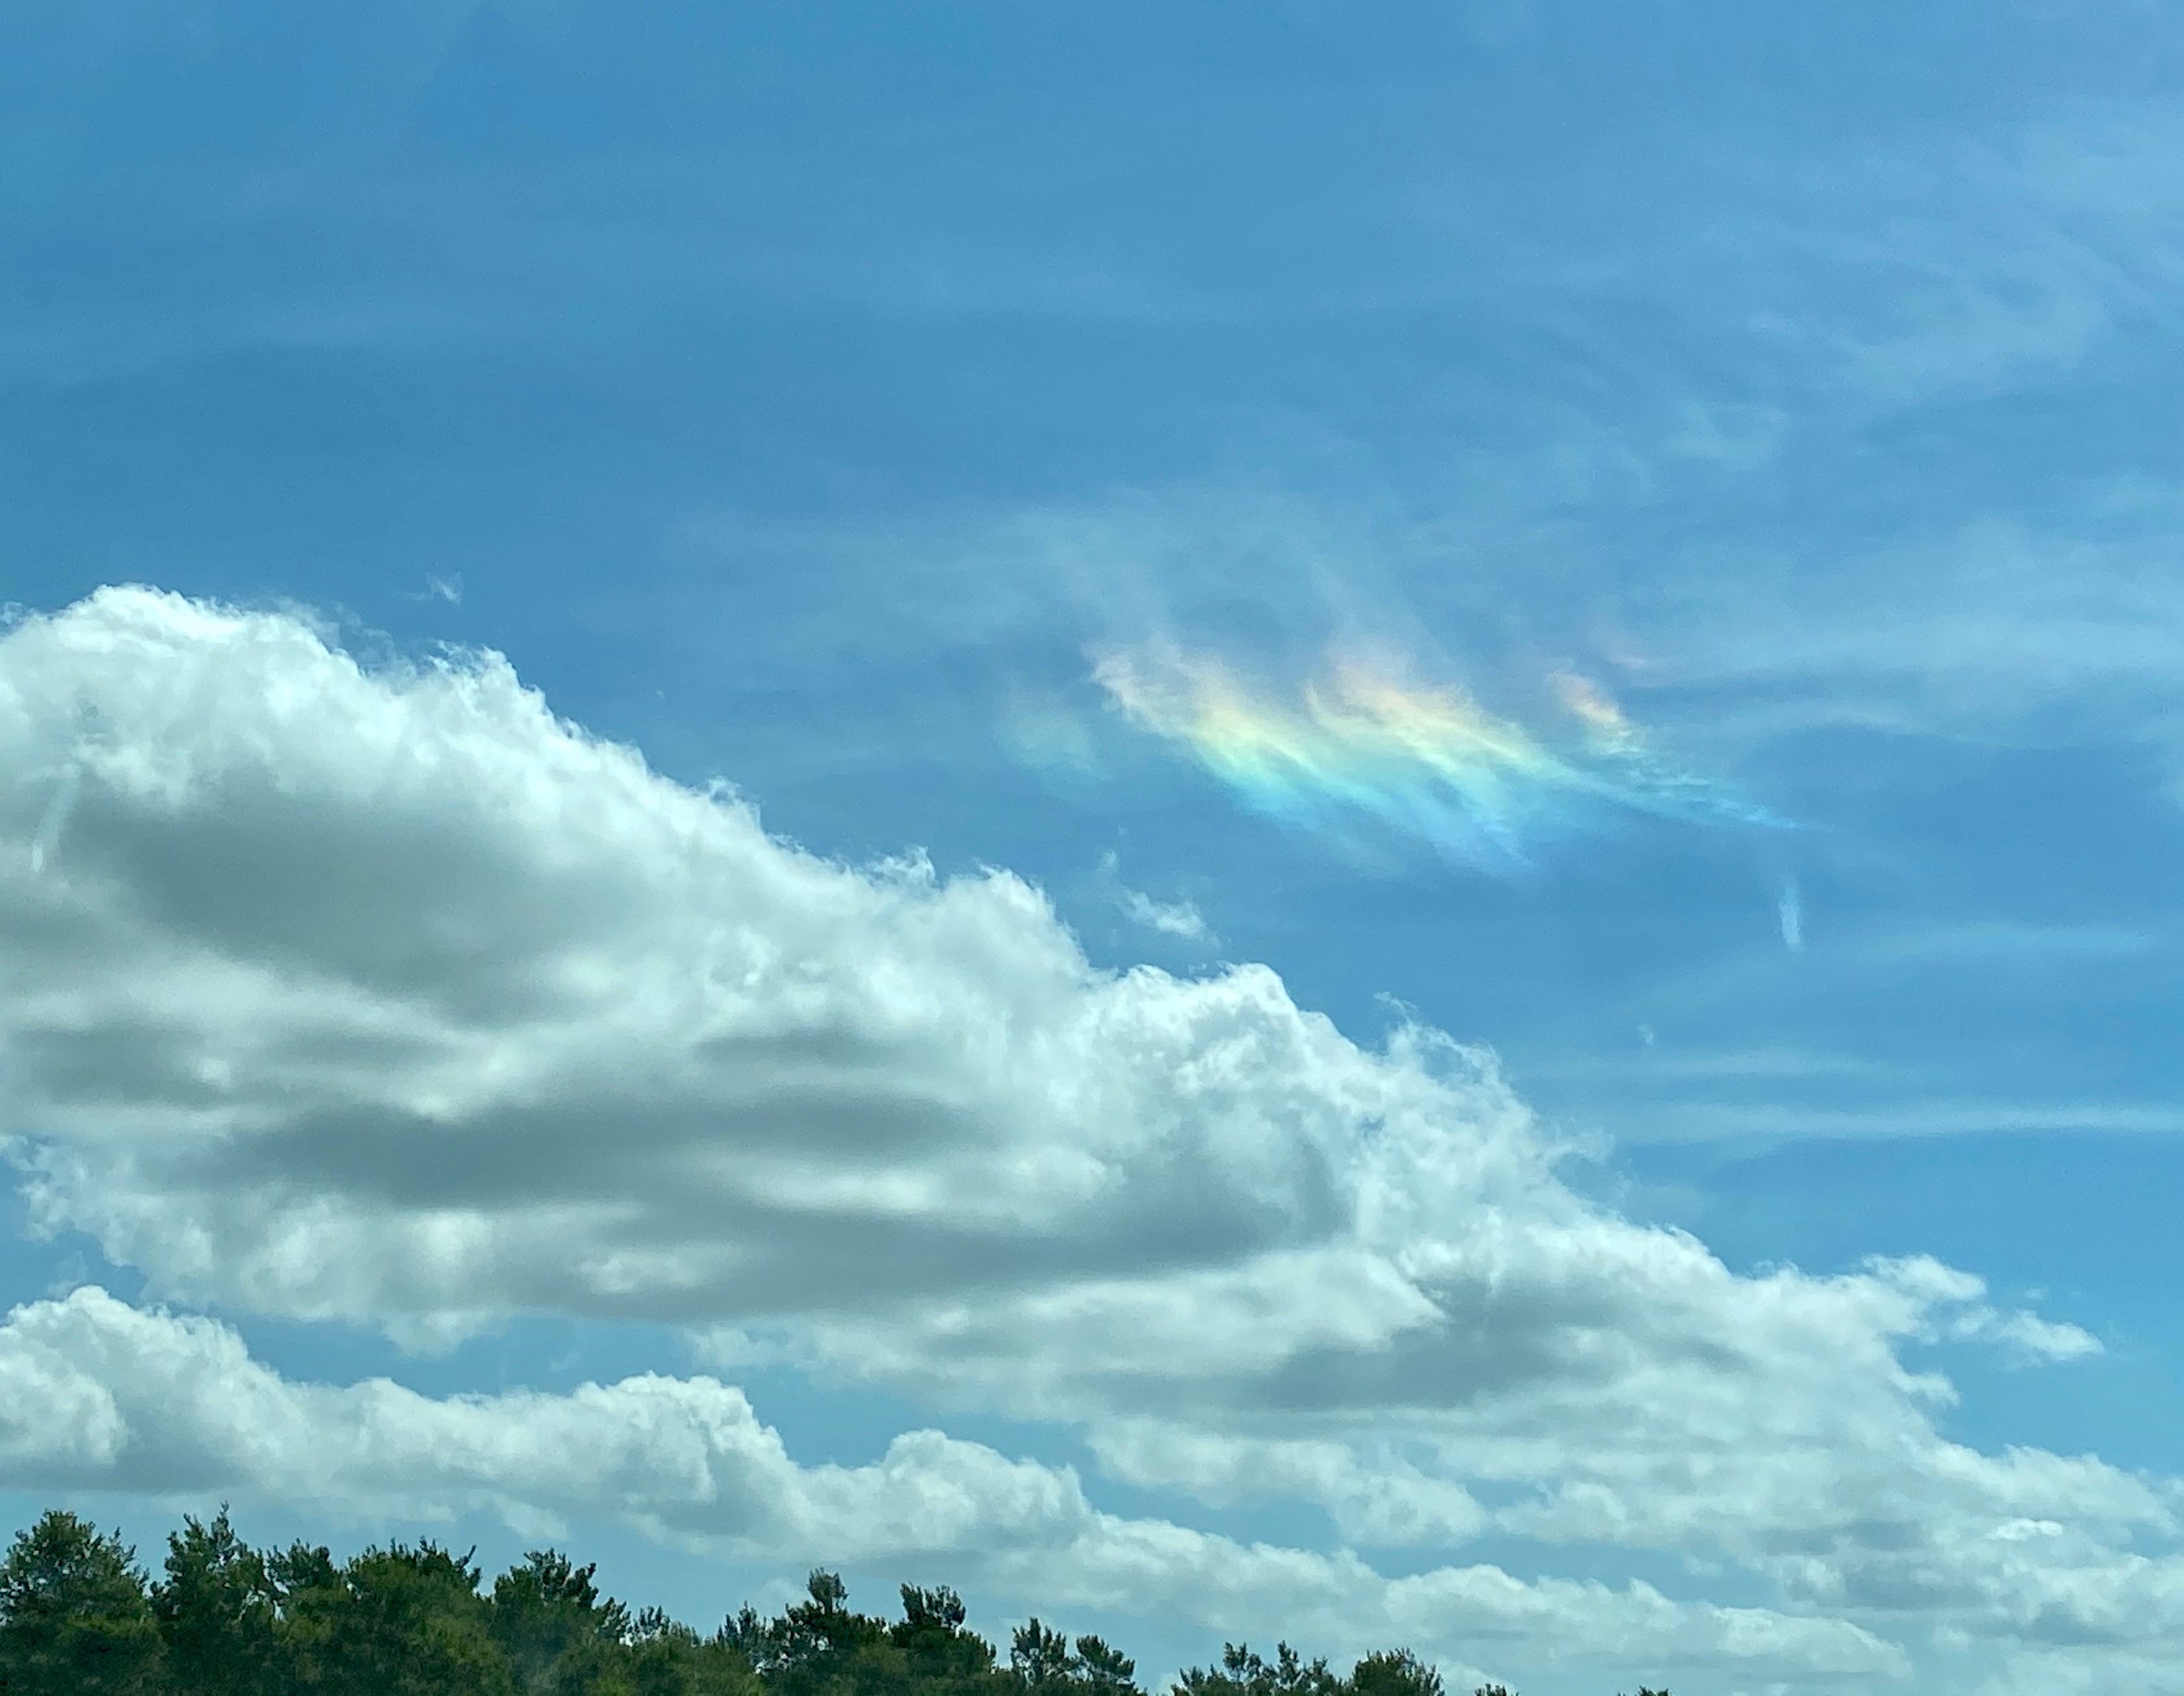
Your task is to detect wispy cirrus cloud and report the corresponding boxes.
[1091,639,1784,871]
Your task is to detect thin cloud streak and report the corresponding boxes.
[1092,639,1784,870]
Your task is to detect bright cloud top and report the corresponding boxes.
[1091,640,1781,869]
[0,587,2167,1693]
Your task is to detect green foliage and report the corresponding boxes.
[0,1507,1604,1696]
[153,1510,277,1696]
[892,1586,997,1696]
[1175,1643,1341,1696]
[627,1606,760,1696]
[312,1541,516,1696]
[1346,1652,1442,1696]
[262,1539,341,1693]
[0,1512,164,1696]
[720,1569,896,1696]
[1006,1617,1138,1696]
[492,1549,633,1695]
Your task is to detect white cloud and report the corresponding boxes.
[0,588,1497,1342]
[0,588,2174,1691]
[1096,852,1216,944]
[1119,888,1212,944]
[0,1285,1905,1690]
[0,1284,1083,1558]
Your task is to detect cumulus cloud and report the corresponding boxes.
[0,588,2168,1691]
[0,1286,1905,1688]
[1,594,1337,1333]
[0,1284,1084,1558]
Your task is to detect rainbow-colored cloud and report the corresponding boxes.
[1092,640,1781,868]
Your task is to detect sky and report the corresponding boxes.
[3,3,2184,1692]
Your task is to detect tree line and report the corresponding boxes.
[0,1508,1668,1696]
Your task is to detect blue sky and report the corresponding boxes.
[4,3,2184,1692]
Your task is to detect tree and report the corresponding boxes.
[0,1511,164,1696]
[625,1607,759,1696]
[263,1539,343,1693]
[153,1509,279,1696]
[1346,1652,1442,1696]
[491,1549,634,1695]
[891,1587,998,1696]
[1010,1621,1071,1691]
[0,1505,1665,1696]
[1175,1644,1340,1696]
[721,1572,896,1696]
[312,1541,517,1696]
[1068,1636,1136,1696]
[1009,1621,1136,1696]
